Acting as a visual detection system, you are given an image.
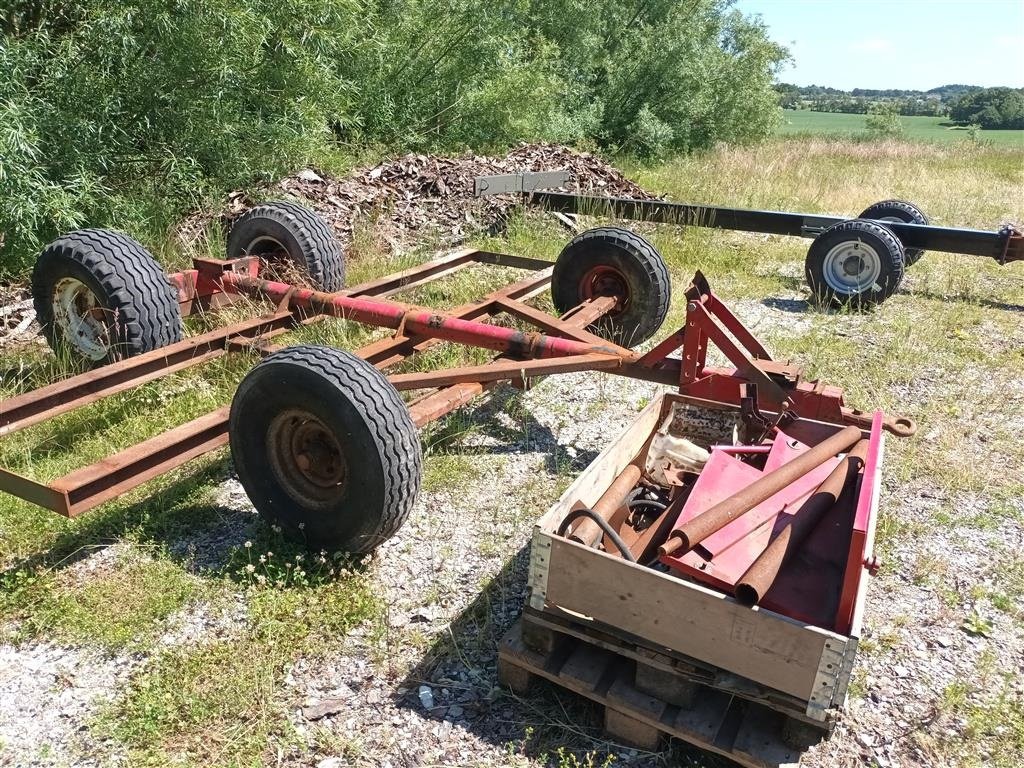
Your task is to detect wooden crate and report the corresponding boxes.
[498,619,804,768]
[527,392,880,725]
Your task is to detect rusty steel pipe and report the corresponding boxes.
[659,424,863,557]
[570,464,643,548]
[220,273,627,362]
[734,440,869,607]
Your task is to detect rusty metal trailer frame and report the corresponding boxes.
[0,244,909,522]
[530,192,1024,265]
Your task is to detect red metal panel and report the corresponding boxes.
[834,411,884,634]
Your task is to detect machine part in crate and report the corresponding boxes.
[557,508,636,562]
[228,345,421,553]
[805,219,905,307]
[227,201,346,292]
[735,439,869,607]
[32,229,183,364]
[568,463,643,547]
[646,414,710,486]
[551,227,670,346]
[660,425,863,557]
[859,199,929,266]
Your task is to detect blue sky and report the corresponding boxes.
[734,0,1024,90]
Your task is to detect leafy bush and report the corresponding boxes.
[865,102,904,138]
[0,1,788,275]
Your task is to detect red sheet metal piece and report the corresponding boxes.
[658,421,880,633]
[834,411,885,633]
[659,433,840,586]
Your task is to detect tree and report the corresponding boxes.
[865,102,904,138]
[1,0,789,274]
[950,87,1024,129]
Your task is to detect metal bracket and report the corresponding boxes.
[806,637,856,721]
[527,533,553,611]
[475,171,570,197]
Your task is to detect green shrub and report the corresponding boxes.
[866,102,905,138]
[0,1,788,276]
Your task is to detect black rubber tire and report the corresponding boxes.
[805,219,906,308]
[227,201,345,292]
[31,229,183,364]
[229,345,422,553]
[859,199,928,266]
[551,227,671,347]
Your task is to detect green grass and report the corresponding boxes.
[1,135,1023,767]
[777,108,1024,147]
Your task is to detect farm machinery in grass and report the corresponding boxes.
[2,201,917,763]
[476,173,1024,307]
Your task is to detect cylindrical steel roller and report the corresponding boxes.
[734,439,869,607]
[659,424,863,557]
[570,463,643,547]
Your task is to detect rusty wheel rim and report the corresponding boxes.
[266,409,347,508]
[579,265,629,314]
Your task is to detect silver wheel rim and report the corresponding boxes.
[51,277,111,361]
[822,240,882,295]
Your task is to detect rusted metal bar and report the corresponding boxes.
[556,295,619,330]
[221,273,627,361]
[493,296,618,346]
[659,425,863,557]
[406,382,489,428]
[0,311,297,437]
[734,440,869,607]
[389,353,622,391]
[0,466,71,515]
[570,464,643,547]
[346,249,478,298]
[51,406,231,517]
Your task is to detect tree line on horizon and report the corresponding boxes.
[774,83,1024,128]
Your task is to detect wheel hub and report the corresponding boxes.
[267,409,347,508]
[822,241,882,295]
[579,265,630,314]
[51,277,111,361]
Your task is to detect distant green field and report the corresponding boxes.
[777,109,1024,147]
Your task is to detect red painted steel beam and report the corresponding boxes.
[220,273,630,362]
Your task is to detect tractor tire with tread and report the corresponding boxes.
[32,229,183,364]
[859,199,929,266]
[227,201,345,292]
[551,226,670,347]
[805,219,905,308]
[229,345,421,553]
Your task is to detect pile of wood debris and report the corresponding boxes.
[177,143,655,254]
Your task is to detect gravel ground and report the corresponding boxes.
[1,296,1021,767]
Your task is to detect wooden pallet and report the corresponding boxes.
[499,619,805,768]
[520,605,834,732]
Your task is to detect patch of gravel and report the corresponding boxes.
[5,296,1022,767]
[0,642,134,767]
[156,596,247,648]
[278,372,675,767]
[804,482,1024,768]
